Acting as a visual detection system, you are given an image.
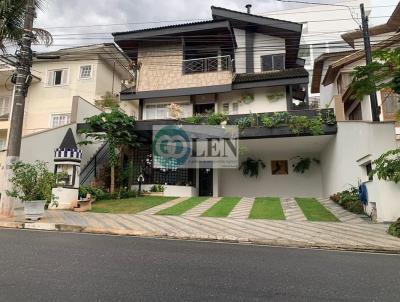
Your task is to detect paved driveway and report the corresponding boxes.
[2,196,399,253]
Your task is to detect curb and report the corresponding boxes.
[1,221,400,254]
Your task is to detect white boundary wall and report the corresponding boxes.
[321,121,400,222]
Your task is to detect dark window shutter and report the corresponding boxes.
[261,55,273,71]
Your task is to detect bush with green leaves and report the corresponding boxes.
[79,185,106,200]
[7,161,58,206]
[371,149,400,183]
[288,115,310,135]
[330,187,364,214]
[261,112,289,128]
[150,184,164,192]
[236,114,257,130]
[182,114,203,124]
[388,218,400,238]
[207,112,228,125]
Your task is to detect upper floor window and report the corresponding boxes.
[46,69,69,86]
[0,96,10,116]
[51,113,70,128]
[261,54,285,72]
[79,65,92,79]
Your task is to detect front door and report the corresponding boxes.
[199,168,213,196]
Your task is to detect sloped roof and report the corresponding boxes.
[59,128,77,150]
[234,68,308,83]
[311,50,357,93]
[341,2,400,47]
[322,32,400,86]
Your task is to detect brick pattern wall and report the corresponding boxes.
[137,44,233,92]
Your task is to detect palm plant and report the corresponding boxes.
[0,0,52,52]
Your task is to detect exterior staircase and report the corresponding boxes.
[80,143,108,185]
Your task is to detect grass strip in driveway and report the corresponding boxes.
[201,197,241,217]
[156,197,208,216]
[295,197,340,222]
[91,196,176,214]
[249,197,285,220]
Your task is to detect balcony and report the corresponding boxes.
[182,55,232,74]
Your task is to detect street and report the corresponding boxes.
[0,229,399,302]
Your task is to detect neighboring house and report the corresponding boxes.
[264,0,370,106]
[111,6,399,222]
[0,44,137,192]
[311,2,400,138]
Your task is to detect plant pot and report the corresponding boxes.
[24,200,46,221]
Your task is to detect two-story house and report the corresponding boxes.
[311,2,400,139]
[0,44,136,192]
[110,5,400,222]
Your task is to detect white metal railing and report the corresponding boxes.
[182,55,232,74]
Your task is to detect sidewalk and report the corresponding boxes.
[1,207,399,253]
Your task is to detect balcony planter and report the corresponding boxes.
[24,200,47,221]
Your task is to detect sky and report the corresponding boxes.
[26,0,399,52]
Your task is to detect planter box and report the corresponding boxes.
[24,200,46,221]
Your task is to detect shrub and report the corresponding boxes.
[388,218,400,238]
[288,115,309,135]
[150,184,164,192]
[118,188,138,199]
[7,161,58,206]
[236,115,256,129]
[79,185,106,200]
[261,112,289,128]
[207,112,228,125]
[330,187,364,214]
[182,114,203,124]
[308,116,324,136]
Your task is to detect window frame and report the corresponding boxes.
[144,102,192,120]
[0,96,11,116]
[50,113,71,128]
[261,54,285,72]
[79,65,93,80]
[45,68,70,87]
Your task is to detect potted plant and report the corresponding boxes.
[7,161,58,221]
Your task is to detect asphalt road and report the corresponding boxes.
[0,229,399,302]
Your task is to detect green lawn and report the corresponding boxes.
[157,197,208,216]
[201,197,241,217]
[295,197,340,222]
[249,197,285,220]
[91,196,176,214]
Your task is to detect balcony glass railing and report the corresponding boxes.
[182,55,232,74]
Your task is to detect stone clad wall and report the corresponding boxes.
[137,43,232,92]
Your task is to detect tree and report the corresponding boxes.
[0,0,53,52]
[351,49,400,102]
[371,149,400,184]
[79,109,139,193]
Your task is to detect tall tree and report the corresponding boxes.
[79,110,139,193]
[0,0,52,52]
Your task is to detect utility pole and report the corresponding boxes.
[360,3,380,122]
[0,0,36,216]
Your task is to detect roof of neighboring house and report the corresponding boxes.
[311,50,357,93]
[322,32,400,87]
[233,68,308,83]
[34,43,133,79]
[341,2,400,47]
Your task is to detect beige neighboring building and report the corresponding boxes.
[0,44,138,191]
